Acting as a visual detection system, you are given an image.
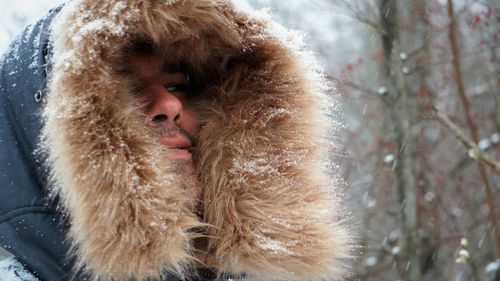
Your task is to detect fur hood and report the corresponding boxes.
[42,0,351,280]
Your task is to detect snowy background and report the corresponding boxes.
[0,0,65,53]
[1,0,500,280]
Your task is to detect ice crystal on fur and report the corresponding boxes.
[255,232,294,256]
[42,1,352,281]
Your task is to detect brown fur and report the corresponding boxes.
[42,0,351,280]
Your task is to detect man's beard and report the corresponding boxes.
[150,123,201,202]
[170,158,202,203]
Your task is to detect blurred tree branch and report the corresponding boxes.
[447,0,500,259]
[434,107,500,173]
[338,80,378,96]
[335,0,384,34]
[411,43,500,73]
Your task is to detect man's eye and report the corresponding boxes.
[165,84,188,93]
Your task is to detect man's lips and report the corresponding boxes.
[159,136,193,159]
[159,135,191,149]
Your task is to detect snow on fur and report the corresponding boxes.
[42,0,352,280]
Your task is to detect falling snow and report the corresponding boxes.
[3,0,496,280]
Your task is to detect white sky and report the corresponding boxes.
[0,0,65,54]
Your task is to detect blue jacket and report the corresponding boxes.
[0,6,73,281]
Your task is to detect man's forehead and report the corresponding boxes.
[125,41,200,87]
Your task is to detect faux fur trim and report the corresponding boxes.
[43,0,351,280]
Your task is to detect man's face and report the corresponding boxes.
[130,53,201,161]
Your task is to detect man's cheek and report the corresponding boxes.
[184,109,202,135]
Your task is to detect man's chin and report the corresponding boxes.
[167,156,201,202]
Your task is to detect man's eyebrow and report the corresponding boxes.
[160,62,200,88]
[161,63,189,75]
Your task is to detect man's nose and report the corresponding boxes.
[146,84,183,125]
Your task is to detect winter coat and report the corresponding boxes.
[0,5,74,281]
[0,1,351,281]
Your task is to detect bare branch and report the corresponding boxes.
[335,0,384,34]
[332,77,379,96]
[411,43,500,73]
[434,107,500,173]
